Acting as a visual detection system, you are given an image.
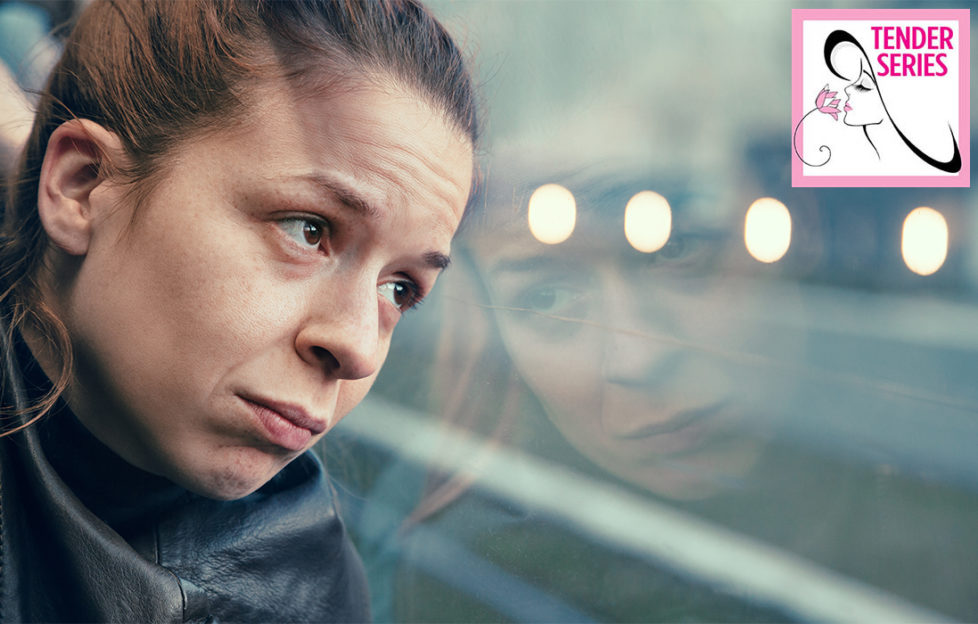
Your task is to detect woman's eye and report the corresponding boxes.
[855,82,872,92]
[658,237,687,259]
[498,280,590,339]
[513,284,583,315]
[279,218,327,250]
[649,233,715,271]
[378,281,422,313]
[652,236,695,265]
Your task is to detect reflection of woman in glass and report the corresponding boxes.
[365,163,790,622]
[436,163,775,502]
[825,30,961,173]
[359,158,978,623]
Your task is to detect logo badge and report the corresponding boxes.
[791,9,969,187]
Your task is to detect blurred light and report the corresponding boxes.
[744,197,791,263]
[528,183,576,245]
[624,191,672,253]
[901,207,947,276]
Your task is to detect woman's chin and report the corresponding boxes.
[166,447,294,500]
[557,424,762,501]
[843,112,885,128]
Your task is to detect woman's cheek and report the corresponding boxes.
[499,319,605,410]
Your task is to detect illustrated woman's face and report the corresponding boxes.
[469,200,766,500]
[53,77,473,499]
[843,70,885,127]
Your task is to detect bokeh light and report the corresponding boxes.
[624,191,672,253]
[901,207,948,276]
[528,183,576,245]
[744,197,791,263]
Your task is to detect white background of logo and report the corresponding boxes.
[800,19,960,177]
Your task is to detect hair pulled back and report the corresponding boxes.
[1,0,478,429]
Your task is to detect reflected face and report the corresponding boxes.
[62,76,473,499]
[843,70,884,127]
[468,209,763,500]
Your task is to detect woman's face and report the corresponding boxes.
[56,77,473,499]
[843,70,885,127]
[468,200,767,500]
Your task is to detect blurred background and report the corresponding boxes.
[3,0,977,621]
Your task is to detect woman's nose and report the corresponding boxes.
[600,278,679,383]
[294,279,381,381]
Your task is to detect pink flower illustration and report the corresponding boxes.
[815,84,841,121]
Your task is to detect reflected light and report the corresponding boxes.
[528,183,576,245]
[624,191,672,253]
[744,197,791,263]
[902,207,948,276]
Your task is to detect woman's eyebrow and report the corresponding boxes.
[289,172,382,219]
[424,251,452,271]
[286,172,451,272]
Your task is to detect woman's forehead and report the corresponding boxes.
[209,75,472,209]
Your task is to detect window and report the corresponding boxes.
[323,2,978,621]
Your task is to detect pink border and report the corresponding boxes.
[791,9,970,188]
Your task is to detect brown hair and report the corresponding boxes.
[0,0,478,431]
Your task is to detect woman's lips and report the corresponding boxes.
[614,403,721,439]
[845,103,853,111]
[599,390,733,457]
[239,395,327,452]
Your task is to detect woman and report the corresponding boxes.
[429,158,777,502]
[0,0,476,621]
[342,157,786,621]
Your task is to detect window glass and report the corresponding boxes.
[321,2,978,621]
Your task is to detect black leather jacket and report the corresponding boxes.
[0,328,371,622]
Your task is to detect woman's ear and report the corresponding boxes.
[36,120,125,256]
